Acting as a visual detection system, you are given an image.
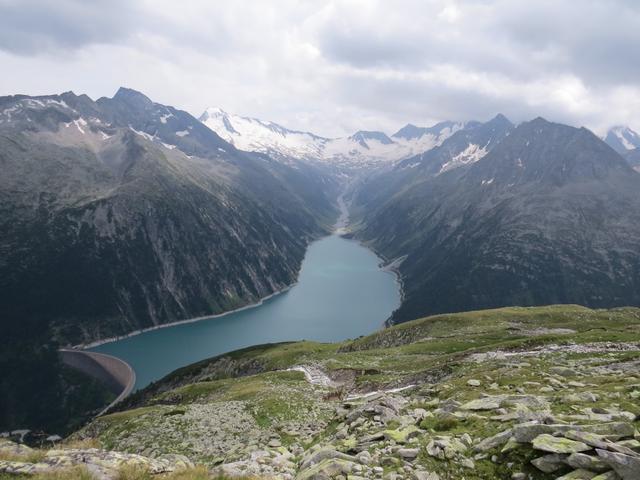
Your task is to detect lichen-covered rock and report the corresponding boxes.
[383,426,420,444]
[0,447,190,479]
[567,452,611,473]
[556,468,598,480]
[531,453,568,473]
[531,434,592,454]
[296,457,356,480]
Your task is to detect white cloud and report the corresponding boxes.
[0,0,638,137]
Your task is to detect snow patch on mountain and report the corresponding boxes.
[199,107,466,167]
[605,126,640,154]
[439,143,488,174]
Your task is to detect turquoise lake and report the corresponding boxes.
[91,235,401,390]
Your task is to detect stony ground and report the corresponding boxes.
[3,305,640,479]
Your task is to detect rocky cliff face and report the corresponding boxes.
[353,118,640,322]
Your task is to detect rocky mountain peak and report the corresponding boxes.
[349,130,394,148]
[392,123,425,140]
[605,125,640,154]
[466,117,634,188]
[112,87,154,109]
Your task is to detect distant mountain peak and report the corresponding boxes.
[350,131,394,148]
[113,87,153,108]
[201,106,228,119]
[488,113,512,126]
[200,109,476,167]
[605,125,640,154]
[392,123,423,140]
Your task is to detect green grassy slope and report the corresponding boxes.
[66,305,640,479]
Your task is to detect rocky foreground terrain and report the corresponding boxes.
[2,305,640,479]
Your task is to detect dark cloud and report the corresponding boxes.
[0,0,638,136]
[0,0,139,54]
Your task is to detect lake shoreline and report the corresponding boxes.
[78,191,404,352]
[75,282,299,350]
[332,187,405,326]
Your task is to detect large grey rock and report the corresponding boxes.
[531,453,568,473]
[591,472,622,480]
[531,434,592,454]
[513,422,635,443]
[567,452,610,473]
[556,469,598,480]
[474,429,513,452]
[595,449,640,480]
[299,448,359,471]
[398,448,420,460]
[296,457,357,480]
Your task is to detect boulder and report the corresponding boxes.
[460,397,502,411]
[591,472,621,480]
[531,434,592,454]
[595,449,640,480]
[531,453,568,473]
[296,458,356,480]
[383,426,420,444]
[567,452,610,473]
[413,472,440,480]
[556,469,598,480]
[299,448,358,471]
[398,448,420,460]
[565,431,610,450]
[474,429,512,452]
[513,422,634,443]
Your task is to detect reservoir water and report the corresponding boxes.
[91,234,401,390]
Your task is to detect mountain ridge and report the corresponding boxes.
[199,106,469,168]
[353,117,640,322]
[0,87,339,433]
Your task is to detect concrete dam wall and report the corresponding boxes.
[59,349,136,416]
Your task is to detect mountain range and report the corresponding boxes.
[200,106,640,173]
[199,107,467,169]
[3,87,640,433]
[0,88,338,431]
[352,116,640,321]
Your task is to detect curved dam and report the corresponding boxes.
[59,349,136,416]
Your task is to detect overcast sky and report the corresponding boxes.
[0,0,638,137]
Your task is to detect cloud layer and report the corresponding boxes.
[0,0,638,137]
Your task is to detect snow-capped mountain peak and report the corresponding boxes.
[605,125,640,153]
[199,107,472,168]
[350,131,394,148]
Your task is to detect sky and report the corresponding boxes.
[0,0,639,138]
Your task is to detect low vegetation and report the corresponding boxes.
[2,305,640,478]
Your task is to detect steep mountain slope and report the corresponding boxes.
[391,120,476,155]
[352,114,513,215]
[354,118,640,322]
[626,148,640,171]
[0,88,338,431]
[199,107,466,168]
